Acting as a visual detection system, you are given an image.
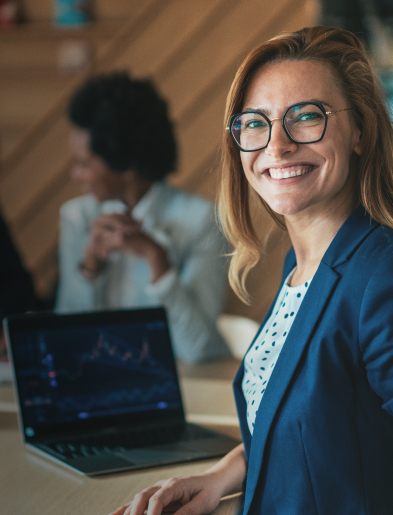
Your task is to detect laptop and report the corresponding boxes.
[4,307,239,476]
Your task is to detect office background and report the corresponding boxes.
[0,0,321,323]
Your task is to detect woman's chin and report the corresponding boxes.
[265,199,309,218]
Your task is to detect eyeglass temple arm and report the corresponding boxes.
[325,107,352,116]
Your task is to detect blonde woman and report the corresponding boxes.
[111,26,393,515]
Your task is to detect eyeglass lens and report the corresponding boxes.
[231,103,327,151]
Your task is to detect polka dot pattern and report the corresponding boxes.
[242,269,313,435]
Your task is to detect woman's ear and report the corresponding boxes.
[352,121,362,156]
[353,126,362,156]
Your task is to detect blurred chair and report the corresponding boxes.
[217,314,259,360]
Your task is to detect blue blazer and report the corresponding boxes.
[234,206,393,515]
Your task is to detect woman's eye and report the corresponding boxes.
[297,112,322,122]
[245,119,267,129]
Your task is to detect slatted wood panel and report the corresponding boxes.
[0,73,69,126]
[0,21,124,160]
[1,0,315,321]
[0,21,123,71]
[110,0,237,78]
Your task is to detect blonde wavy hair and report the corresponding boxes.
[218,25,393,303]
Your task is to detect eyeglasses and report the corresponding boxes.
[226,102,352,152]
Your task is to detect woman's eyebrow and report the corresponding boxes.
[242,107,269,114]
[242,99,334,114]
[308,98,333,108]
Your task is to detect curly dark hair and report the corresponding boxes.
[68,72,177,181]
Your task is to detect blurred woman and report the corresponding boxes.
[56,73,229,364]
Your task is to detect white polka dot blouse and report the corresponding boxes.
[242,269,313,435]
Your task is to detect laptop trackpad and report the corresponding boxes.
[118,445,202,465]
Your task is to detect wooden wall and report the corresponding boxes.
[0,0,316,321]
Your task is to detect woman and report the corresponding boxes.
[110,26,393,515]
[56,73,229,364]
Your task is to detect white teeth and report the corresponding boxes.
[269,167,312,180]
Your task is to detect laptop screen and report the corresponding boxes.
[6,308,185,441]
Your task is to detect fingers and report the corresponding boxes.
[145,477,207,515]
[112,478,193,515]
[172,485,222,515]
[110,475,221,515]
[91,233,123,259]
[89,218,126,258]
[92,216,124,235]
[88,213,147,260]
[112,213,141,232]
[125,485,162,515]
[108,501,132,515]
[95,214,141,235]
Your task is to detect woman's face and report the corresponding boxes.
[70,128,125,203]
[239,60,361,221]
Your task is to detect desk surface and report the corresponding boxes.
[0,358,243,515]
[177,357,241,381]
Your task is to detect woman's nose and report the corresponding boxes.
[265,119,297,158]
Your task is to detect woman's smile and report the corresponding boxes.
[263,163,316,180]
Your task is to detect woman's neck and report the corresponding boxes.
[118,171,154,211]
[285,197,358,286]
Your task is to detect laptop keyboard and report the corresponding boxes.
[38,424,215,460]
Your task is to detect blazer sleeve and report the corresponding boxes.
[359,248,393,416]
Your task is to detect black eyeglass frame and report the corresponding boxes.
[226,101,352,152]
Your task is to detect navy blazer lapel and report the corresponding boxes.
[242,262,340,515]
[241,206,379,515]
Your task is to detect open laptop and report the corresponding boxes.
[4,307,239,476]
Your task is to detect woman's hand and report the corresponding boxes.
[109,473,224,515]
[81,213,170,282]
[88,213,141,260]
[109,444,246,515]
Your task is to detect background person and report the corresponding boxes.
[55,72,230,364]
[110,26,393,515]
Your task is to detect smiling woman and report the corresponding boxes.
[220,28,393,296]
[109,27,393,515]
